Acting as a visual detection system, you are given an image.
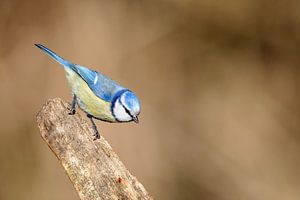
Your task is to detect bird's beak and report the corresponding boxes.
[133,116,139,123]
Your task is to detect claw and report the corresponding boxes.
[68,109,76,115]
[93,131,100,140]
[87,114,101,140]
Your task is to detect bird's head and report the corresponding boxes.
[112,90,141,123]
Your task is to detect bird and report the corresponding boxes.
[35,44,141,140]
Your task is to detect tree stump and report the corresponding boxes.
[36,98,153,200]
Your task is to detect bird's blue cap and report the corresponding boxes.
[123,91,140,112]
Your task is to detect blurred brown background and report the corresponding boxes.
[0,0,300,199]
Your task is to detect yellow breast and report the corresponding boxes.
[64,67,116,122]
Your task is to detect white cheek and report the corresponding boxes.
[113,100,131,122]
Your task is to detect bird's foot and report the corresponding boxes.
[93,130,100,140]
[88,114,100,140]
[68,108,76,115]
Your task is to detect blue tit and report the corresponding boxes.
[35,44,141,139]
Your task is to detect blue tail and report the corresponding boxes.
[35,44,73,68]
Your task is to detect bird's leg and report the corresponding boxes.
[87,114,100,140]
[69,94,77,115]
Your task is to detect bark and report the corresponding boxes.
[36,98,153,200]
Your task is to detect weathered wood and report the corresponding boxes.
[36,98,153,200]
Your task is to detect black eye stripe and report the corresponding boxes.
[120,100,133,119]
[123,105,133,118]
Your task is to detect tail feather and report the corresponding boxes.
[35,44,73,68]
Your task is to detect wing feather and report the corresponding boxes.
[71,64,124,102]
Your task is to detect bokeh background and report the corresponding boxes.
[1,0,300,199]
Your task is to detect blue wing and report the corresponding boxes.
[35,44,124,102]
[71,64,124,102]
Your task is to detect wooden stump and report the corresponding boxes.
[36,98,153,200]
